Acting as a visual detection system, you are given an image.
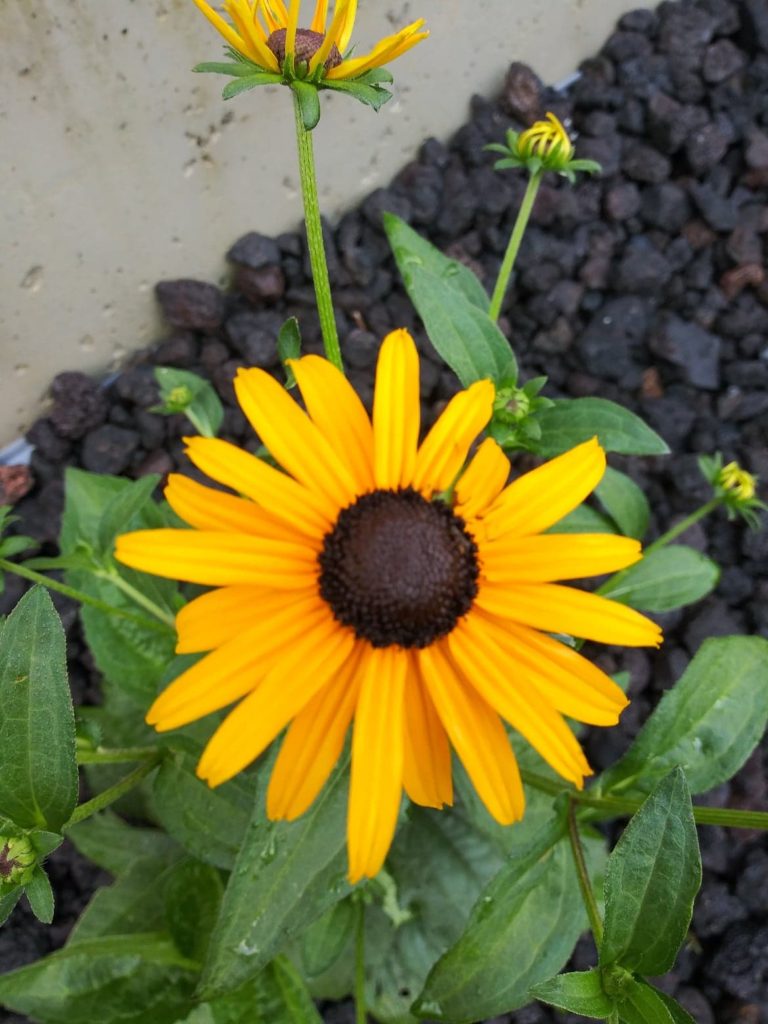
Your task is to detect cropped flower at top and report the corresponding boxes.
[191,0,428,82]
[116,329,662,883]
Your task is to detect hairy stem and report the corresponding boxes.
[293,90,343,372]
[95,568,176,629]
[77,745,162,766]
[488,169,543,323]
[65,757,163,828]
[567,798,604,947]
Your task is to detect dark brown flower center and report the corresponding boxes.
[266,28,343,70]
[318,488,479,649]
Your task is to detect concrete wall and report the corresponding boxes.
[1,0,651,446]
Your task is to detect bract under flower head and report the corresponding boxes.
[116,330,662,884]
[191,0,428,117]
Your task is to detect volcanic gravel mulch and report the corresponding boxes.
[3,0,768,1021]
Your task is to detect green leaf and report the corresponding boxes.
[384,212,489,311]
[301,897,356,977]
[655,989,696,1024]
[25,865,55,923]
[600,545,719,612]
[601,636,768,797]
[617,978,676,1024]
[30,830,65,857]
[595,468,650,540]
[0,886,22,925]
[548,503,618,535]
[0,588,77,831]
[0,934,197,1024]
[222,72,285,98]
[96,474,161,557]
[180,958,323,1023]
[399,263,515,388]
[278,317,302,388]
[153,752,253,870]
[154,367,225,438]
[601,769,701,977]
[199,759,352,1000]
[532,399,669,457]
[531,969,616,1018]
[413,826,600,1022]
[67,812,180,877]
[194,61,264,77]
[164,859,224,963]
[292,81,321,130]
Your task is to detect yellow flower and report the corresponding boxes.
[718,461,756,502]
[116,330,661,883]
[191,0,428,82]
[518,112,574,164]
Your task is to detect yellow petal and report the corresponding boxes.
[285,0,300,57]
[261,0,289,31]
[418,642,524,824]
[475,581,663,648]
[308,0,352,71]
[223,0,279,67]
[197,613,356,786]
[413,380,494,496]
[336,0,357,52]
[448,617,591,786]
[372,329,420,489]
[484,438,606,540]
[454,438,510,521]
[326,19,428,80]
[235,368,358,512]
[475,613,629,726]
[310,0,328,32]
[148,590,328,728]
[184,436,331,538]
[115,529,318,588]
[402,653,453,809]
[347,646,406,883]
[267,643,363,820]
[191,0,255,61]
[175,584,316,654]
[289,354,374,493]
[164,474,301,542]
[481,533,642,583]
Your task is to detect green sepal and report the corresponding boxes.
[292,80,321,130]
[222,72,285,100]
[531,968,616,1019]
[193,60,265,77]
[30,831,64,858]
[0,886,22,925]
[25,865,55,924]
[323,77,392,112]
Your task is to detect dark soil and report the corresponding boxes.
[2,0,768,1021]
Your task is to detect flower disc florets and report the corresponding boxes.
[318,488,479,649]
[267,28,342,70]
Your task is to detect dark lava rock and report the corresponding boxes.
[500,61,544,123]
[615,238,673,293]
[80,425,140,475]
[225,310,283,368]
[234,264,286,305]
[155,279,225,331]
[48,372,108,440]
[622,141,672,183]
[605,181,641,220]
[577,296,651,381]
[693,880,749,938]
[640,183,692,231]
[226,231,281,269]
[708,922,768,1002]
[650,314,722,388]
[702,38,748,81]
[151,331,199,368]
[685,119,733,172]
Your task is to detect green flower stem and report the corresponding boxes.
[64,757,163,828]
[566,798,604,947]
[521,769,768,830]
[643,497,722,556]
[0,558,169,635]
[94,568,176,629]
[292,89,343,373]
[488,169,543,323]
[355,899,367,1024]
[77,745,162,766]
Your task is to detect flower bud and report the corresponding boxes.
[0,836,36,888]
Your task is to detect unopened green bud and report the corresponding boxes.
[493,385,531,425]
[0,836,36,887]
[167,385,194,410]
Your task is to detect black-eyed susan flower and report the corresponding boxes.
[116,329,661,883]
[487,111,601,182]
[191,0,428,116]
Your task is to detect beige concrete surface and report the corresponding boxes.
[1,0,651,445]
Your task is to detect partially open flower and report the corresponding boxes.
[486,111,602,181]
[191,0,428,118]
[700,453,766,527]
[117,330,661,884]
